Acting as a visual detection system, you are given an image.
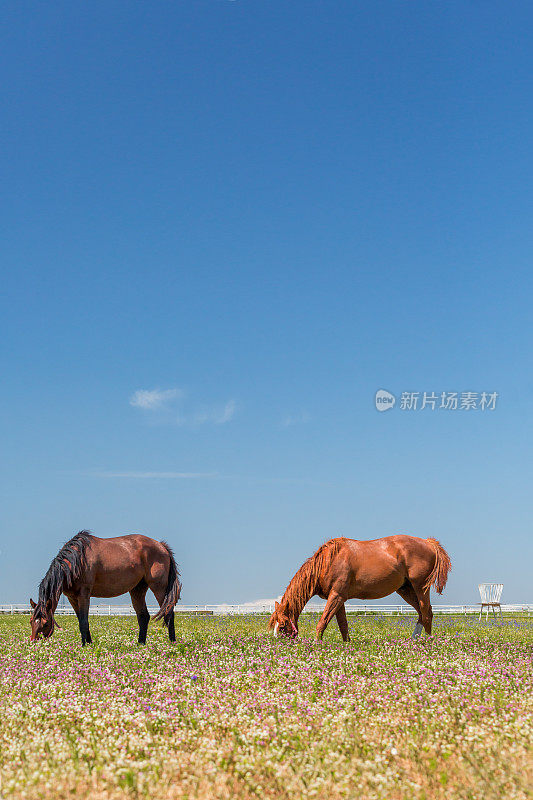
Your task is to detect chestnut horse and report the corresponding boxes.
[30,531,181,645]
[269,535,451,641]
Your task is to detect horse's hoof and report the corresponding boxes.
[412,623,424,639]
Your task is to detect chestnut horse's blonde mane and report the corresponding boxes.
[276,537,347,622]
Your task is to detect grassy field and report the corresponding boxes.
[0,613,531,800]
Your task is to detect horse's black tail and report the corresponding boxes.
[153,542,181,621]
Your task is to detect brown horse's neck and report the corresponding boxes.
[38,531,92,611]
[38,595,60,616]
[280,538,346,622]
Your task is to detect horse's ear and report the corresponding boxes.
[30,598,36,609]
[275,601,280,611]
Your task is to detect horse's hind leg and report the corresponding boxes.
[411,585,433,636]
[396,582,424,638]
[166,610,176,642]
[130,580,150,644]
[150,583,176,642]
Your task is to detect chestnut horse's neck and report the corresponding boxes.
[280,538,347,622]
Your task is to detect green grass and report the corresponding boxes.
[0,613,531,799]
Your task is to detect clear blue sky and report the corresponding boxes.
[1,2,532,605]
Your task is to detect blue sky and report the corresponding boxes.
[1,2,532,605]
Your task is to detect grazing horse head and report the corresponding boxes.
[29,598,61,642]
[268,601,298,639]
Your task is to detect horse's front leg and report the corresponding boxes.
[316,591,344,641]
[77,590,92,645]
[335,603,350,642]
[64,592,79,617]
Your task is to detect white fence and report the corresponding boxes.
[1,602,532,616]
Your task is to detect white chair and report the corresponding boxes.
[478,583,503,621]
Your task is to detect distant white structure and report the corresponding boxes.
[478,583,503,620]
[3,598,532,617]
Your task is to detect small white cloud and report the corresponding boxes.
[218,399,237,424]
[130,388,182,410]
[216,597,282,612]
[281,411,311,428]
[242,597,282,607]
[186,399,238,426]
[130,388,237,426]
[91,471,218,479]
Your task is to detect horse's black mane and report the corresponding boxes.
[37,531,93,613]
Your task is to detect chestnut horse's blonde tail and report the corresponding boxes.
[423,538,452,594]
[153,542,182,621]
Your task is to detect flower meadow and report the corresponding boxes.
[0,614,531,800]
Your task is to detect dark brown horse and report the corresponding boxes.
[269,535,451,641]
[30,531,181,645]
